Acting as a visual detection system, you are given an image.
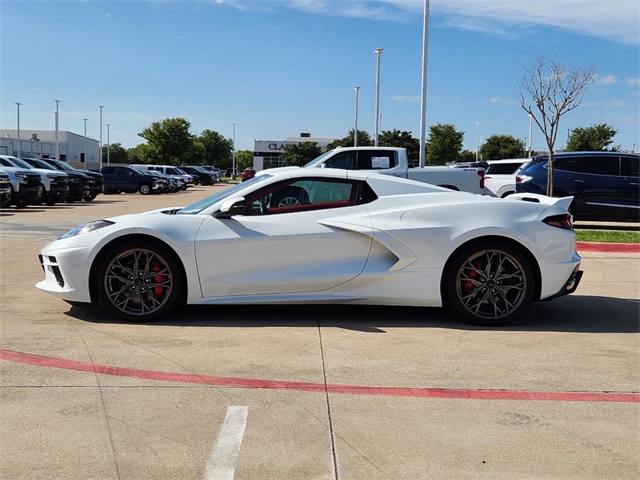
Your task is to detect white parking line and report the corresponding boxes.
[204,406,249,480]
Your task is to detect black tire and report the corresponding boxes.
[96,240,183,321]
[138,183,152,195]
[444,241,535,326]
[84,194,97,202]
[271,187,309,207]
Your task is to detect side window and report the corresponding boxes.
[245,179,372,215]
[356,150,397,169]
[584,156,619,176]
[324,152,355,169]
[621,156,639,177]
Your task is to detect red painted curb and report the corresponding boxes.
[1,349,638,403]
[577,242,640,254]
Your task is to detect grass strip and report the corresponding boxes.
[575,230,640,244]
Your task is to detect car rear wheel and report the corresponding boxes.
[445,242,535,326]
[96,241,183,321]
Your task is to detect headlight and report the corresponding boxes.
[59,220,115,239]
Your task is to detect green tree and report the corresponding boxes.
[101,142,128,164]
[426,123,464,165]
[479,134,526,160]
[378,129,420,166]
[197,129,233,167]
[325,129,373,149]
[279,142,323,167]
[518,54,596,195]
[235,150,254,171]
[458,150,477,163]
[138,117,194,165]
[566,123,618,151]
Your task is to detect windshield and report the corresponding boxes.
[8,157,33,169]
[177,174,272,214]
[51,160,75,171]
[304,150,334,168]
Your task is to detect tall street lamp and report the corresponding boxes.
[374,48,384,147]
[54,100,61,160]
[83,118,87,164]
[354,86,360,147]
[419,0,430,167]
[107,124,111,165]
[99,106,104,169]
[475,122,481,161]
[15,102,22,156]
[232,123,236,179]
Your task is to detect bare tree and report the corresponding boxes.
[518,55,596,196]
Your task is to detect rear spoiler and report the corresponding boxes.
[508,193,573,212]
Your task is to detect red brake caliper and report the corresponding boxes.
[151,260,164,298]
[462,260,480,294]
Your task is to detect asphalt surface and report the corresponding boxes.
[1,186,638,480]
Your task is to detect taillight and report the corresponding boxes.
[478,170,485,189]
[543,213,573,230]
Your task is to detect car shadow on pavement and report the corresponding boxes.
[67,294,639,334]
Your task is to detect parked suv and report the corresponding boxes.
[21,157,90,203]
[0,165,43,207]
[0,170,12,207]
[130,165,195,190]
[40,158,104,201]
[483,158,529,197]
[516,151,639,220]
[0,155,69,205]
[101,166,164,195]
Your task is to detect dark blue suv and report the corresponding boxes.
[516,151,639,221]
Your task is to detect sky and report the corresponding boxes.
[1,0,639,154]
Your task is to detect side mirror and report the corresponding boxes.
[214,197,246,218]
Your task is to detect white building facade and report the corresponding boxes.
[0,129,100,170]
[252,134,337,171]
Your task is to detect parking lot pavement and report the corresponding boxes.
[1,190,639,479]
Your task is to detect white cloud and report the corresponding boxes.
[627,78,640,86]
[224,1,639,44]
[596,75,619,86]
[391,95,421,102]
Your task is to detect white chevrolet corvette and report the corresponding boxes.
[37,169,582,325]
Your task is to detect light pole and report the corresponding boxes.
[99,106,104,169]
[354,86,360,147]
[419,0,430,167]
[475,122,481,161]
[15,102,22,156]
[374,48,384,147]
[232,123,236,180]
[54,100,61,160]
[528,114,533,158]
[83,118,87,164]
[107,124,110,165]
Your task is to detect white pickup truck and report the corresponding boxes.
[295,146,485,194]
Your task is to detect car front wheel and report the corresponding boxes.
[96,241,183,321]
[445,242,535,326]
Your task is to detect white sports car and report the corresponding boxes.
[37,169,582,326]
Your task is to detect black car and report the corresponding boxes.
[22,157,90,203]
[516,151,639,220]
[43,158,104,201]
[180,166,217,185]
[0,170,12,207]
[100,166,164,195]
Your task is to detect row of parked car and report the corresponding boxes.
[100,165,220,195]
[464,151,639,221]
[0,156,224,208]
[0,154,104,208]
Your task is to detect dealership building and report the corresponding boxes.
[253,134,337,171]
[0,129,100,170]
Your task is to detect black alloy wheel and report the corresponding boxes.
[96,241,183,321]
[445,242,535,326]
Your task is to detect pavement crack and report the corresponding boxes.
[317,317,339,480]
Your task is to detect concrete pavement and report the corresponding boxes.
[1,186,638,479]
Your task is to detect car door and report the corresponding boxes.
[621,155,640,218]
[194,176,374,297]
